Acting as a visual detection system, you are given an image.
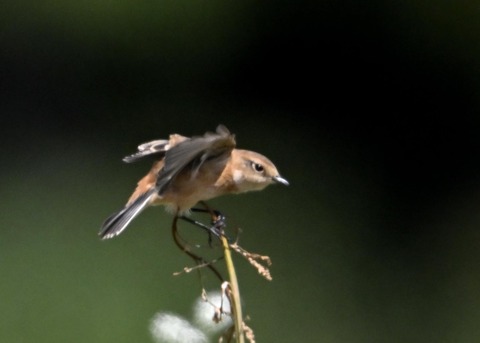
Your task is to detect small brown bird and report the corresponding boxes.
[99,125,288,239]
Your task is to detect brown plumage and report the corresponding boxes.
[99,125,288,239]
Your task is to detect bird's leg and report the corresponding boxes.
[197,201,226,229]
[178,215,224,240]
[190,202,230,242]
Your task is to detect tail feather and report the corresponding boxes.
[99,189,157,239]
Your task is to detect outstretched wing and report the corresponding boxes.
[156,125,236,194]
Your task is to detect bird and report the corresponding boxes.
[99,125,289,240]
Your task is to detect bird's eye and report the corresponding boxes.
[252,162,264,173]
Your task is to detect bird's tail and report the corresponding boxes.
[99,188,157,239]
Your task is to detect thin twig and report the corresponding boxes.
[171,215,224,282]
[230,243,272,281]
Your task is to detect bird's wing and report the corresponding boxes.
[122,133,190,163]
[122,139,170,163]
[155,125,236,194]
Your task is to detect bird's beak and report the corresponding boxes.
[273,175,289,186]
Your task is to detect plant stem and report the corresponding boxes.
[221,235,244,343]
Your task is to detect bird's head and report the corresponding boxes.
[230,149,289,193]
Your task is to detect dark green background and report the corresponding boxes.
[1,1,479,342]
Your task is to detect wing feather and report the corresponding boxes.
[155,125,236,193]
[122,139,170,163]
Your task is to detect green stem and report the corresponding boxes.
[221,235,244,343]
